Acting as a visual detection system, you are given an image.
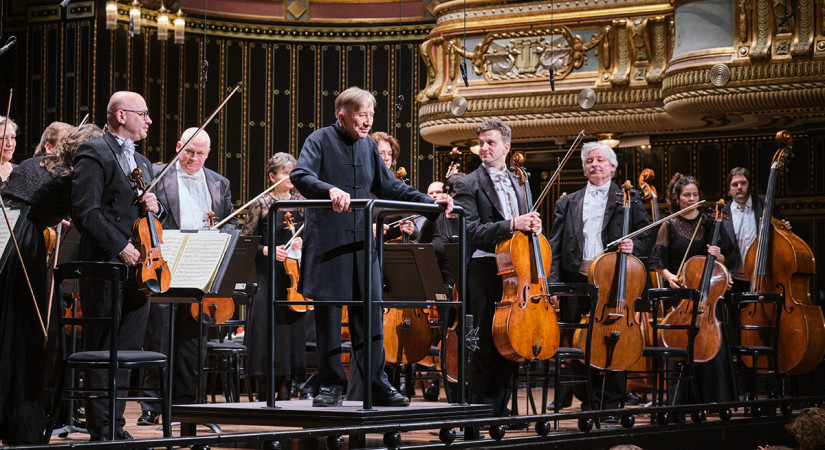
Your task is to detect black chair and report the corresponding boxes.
[633,288,701,421]
[730,292,783,411]
[535,283,599,427]
[204,318,253,403]
[43,262,172,442]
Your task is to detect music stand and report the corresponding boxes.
[382,243,448,302]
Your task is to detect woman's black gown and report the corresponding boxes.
[0,157,70,444]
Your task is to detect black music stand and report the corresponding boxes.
[382,243,448,302]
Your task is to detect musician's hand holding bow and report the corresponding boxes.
[512,212,541,234]
[617,239,634,254]
[140,192,160,214]
[399,221,415,236]
[274,245,289,262]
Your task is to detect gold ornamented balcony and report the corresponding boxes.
[416,0,825,146]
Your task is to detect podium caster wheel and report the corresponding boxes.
[657,412,670,426]
[326,435,344,450]
[621,415,635,428]
[781,403,793,416]
[691,410,706,423]
[489,424,506,441]
[439,428,456,444]
[535,421,551,436]
[261,441,282,450]
[719,409,732,421]
[578,418,594,432]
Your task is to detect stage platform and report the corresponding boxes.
[172,399,493,437]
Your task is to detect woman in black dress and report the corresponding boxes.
[648,173,736,405]
[243,152,308,401]
[0,124,102,444]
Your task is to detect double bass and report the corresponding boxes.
[492,153,559,362]
[741,131,825,375]
[575,181,645,371]
[661,200,729,363]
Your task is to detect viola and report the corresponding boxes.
[282,212,313,312]
[575,181,645,371]
[741,131,825,375]
[661,200,729,363]
[492,153,559,362]
[130,168,171,295]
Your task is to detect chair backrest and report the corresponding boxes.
[647,288,701,358]
[548,283,599,361]
[54,262,129,364]
[730,292,783,349]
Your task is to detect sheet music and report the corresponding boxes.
[0,209,21,258]
[169,232,231,291]
[159,230,186,273]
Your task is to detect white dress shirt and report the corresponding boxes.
[176,161,212,230]
[581,182,610,272]
[472,164,520,259]
[731,196,757,280]
[110,132,138,173]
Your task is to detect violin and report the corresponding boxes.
[741,131,825,375]
[661,199,730,363]
[283,212,313,312]
[190,211,235,324]
[492,153,559,362]
[130,168,171,295]
[575,181,645,371]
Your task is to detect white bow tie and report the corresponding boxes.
[121,140,135,157]
[180,172,200,180]
[589,187,608,197]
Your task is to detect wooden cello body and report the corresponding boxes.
[492,154,559,362]
[741,131,825,375]
[661,200,729,363]
[575,182,645,371]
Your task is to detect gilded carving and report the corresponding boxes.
[751,0,773,59]
[791,0,812,54]
[631,19,649,61]
[738,0,751,43]
[773,0,793,33]
[452,26,608,83]
[612,20,631,86]
[646,16,668,83]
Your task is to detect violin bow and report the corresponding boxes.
[675,216,704,280]
[284,223,305,251]
[78,113,89,126]
[531,130,585,212]
[603,200,707,251]
[210,175,290,229]
[145,82,242,193]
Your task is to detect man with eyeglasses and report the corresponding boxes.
[291,86,454,408]
[71,91,162,441]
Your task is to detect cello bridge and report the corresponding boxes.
[608,313,625,320]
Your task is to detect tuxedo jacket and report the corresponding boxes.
[720,194,780,272]
[452,164,528,257]
[547,182,651,282]
[72,132,160,262]
[151,163,237,230]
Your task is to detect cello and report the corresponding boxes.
[575,181,645,371]
[661,199,729,363]
[741,131,825,375]
[492,153,559,362]
[382,166,433,365]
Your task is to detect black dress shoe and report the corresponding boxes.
[374,387,410,407]
[137,410,159,426]
[313,385,343,407]
[117,430,134,440]
[423,384,439,402]
[547,399,573,411]
[624,392,644,405]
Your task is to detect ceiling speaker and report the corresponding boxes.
[450,96,468,117]
[710,64,731,86]
[578,89,596,109]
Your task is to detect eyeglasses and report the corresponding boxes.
[122,109,151,120]
[351,112,375,120]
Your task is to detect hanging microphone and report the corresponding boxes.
[549,66,555,92]
[60,0,72,6]
[394,94,404,121]
[459,60,469,87]
[0,36,17,56]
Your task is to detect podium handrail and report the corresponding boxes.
[267,199,468,410]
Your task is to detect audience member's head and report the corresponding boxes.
[787,407,825,450]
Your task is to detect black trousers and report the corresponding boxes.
[140,302,206,412]
[467,258,517,417]
[315,301,391,392]
[553,270,626,410]
[80,277,149,440]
